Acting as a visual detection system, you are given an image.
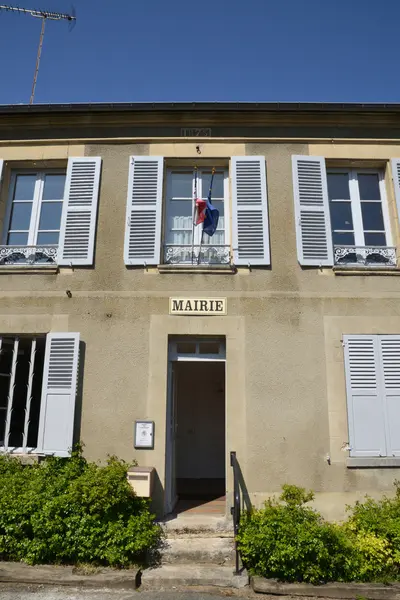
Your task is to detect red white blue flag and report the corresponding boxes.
[194,198,207,225]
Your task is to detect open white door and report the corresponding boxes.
[165,361,178,514]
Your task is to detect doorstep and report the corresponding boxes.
[0,562,140,590]
[141,565,248,590]
[252,576,400,599]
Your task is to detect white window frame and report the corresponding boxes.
[165,167,230,249]
[328,167,392,248]
[3,169,66,247]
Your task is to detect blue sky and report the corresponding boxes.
[0,0,398,105]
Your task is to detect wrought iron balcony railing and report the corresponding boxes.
[164,244,231,265]
[0,245,58,266]
[334,245,397,267]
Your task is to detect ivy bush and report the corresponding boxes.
[0,447,161,566]
[237,483,400,583]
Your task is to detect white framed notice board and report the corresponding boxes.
[134,420,154,449]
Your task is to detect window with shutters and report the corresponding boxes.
[0,332,80,456]
[0,335,46,452]
[1,170,65,266]
[163,168,230,265]
[328,169,395,267]
[344,335,400,458]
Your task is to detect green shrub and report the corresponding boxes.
[0,447,161,566]
[347,482,400,551]
[237,483,400,584]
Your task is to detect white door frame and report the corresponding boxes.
[164,338,226,515]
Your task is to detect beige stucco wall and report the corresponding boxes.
[1,139,400,518]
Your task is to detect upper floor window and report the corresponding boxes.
[292,156,397,268]
[2,170,65,265]
[164,168,229,265]
[328,169,393,266]
[0,157,101,268]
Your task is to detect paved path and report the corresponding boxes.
[0,583,310,600]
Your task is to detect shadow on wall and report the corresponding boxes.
[73,340,86,448]
[236,455,252,513]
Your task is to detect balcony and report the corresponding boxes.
[334,245,397,268]
[0,245,58,266]
[163,244,231,265]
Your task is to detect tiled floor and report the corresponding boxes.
[175,495,226,515]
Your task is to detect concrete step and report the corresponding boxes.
[141,565,248,590]
[162,536,235,566]
[161,514,233,535]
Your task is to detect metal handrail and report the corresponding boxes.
[230,450,241,575]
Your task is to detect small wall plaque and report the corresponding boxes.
[134,420,154,449]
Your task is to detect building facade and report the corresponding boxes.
[1,102,400,519]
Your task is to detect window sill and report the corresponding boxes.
[158,264,236,274]
[347,457,400,468]
[334,266,400,276]
[0,265,58,274]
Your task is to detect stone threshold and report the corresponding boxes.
[0,561,140,590]
[252,576,400,599]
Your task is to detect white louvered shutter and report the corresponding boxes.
[231,156,270,265]
[292,156,333,266]
[124,156,163,265]
[343,335,386,457]
[58,157,102,266]
[379,336,400,456]
[37,333,80,456]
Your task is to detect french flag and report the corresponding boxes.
[193,198,207,225]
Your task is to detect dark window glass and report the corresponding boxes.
[201,173,224,199]
[42,174,66,200]
[329,201,353,230]
[358,174,381,201]
[176,342,196,354]
[364,232,387,246]
[9,202,32,230]
[14,175,36,201]
[361,202,385,232]
[7,232,29,246]
[36,232,60,245]
[199,342,220,354]
[39,202,62,231]
[332,231,355,246]
[327,173,350,200]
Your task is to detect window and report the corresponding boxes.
[327,169,394,266]
[0,336,45,450]
[344,335,400,458]
[164,168,229,265]
[0,332,80,456]
[2,170,65,265]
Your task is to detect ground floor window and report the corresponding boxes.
[0,332,80,456]
[0,336,46,450]
[344,334,400,457]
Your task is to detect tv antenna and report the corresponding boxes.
[0,4,76,104]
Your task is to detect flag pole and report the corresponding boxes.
[191,166,197,264]
[197,167,215,265]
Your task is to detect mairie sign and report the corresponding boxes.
[169,298,227,315]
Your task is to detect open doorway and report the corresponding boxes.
[165,338,226,515]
